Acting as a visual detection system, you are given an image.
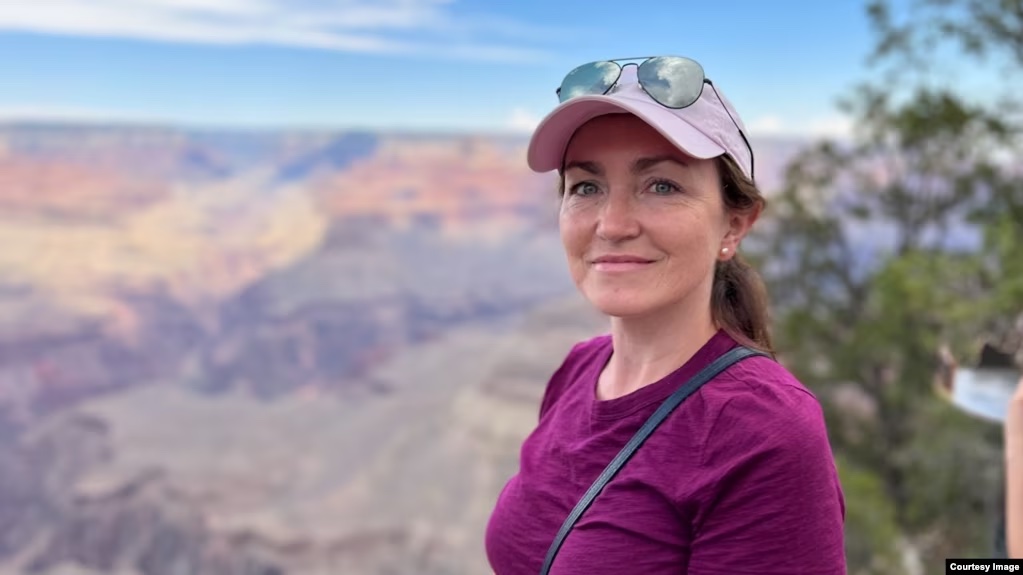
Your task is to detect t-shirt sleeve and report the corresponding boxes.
[687,384,847,575]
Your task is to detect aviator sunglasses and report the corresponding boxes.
[556,56,755,180]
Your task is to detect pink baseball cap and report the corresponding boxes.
[527,63,754,181]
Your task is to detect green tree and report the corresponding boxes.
[753,1,1023,573]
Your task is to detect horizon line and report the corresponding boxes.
[0,117,835,143]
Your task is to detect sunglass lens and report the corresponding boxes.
[637,56,705,108]
[558,61,621,103]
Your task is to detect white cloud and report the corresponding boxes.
[0,103,261,128]
[748,115,785,134]
[806,115,853,139]
[0,0,555,62]
[0,104,166,123]
[747,114,852,139]
[506,107,540,133]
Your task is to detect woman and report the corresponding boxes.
[485,56,846,574]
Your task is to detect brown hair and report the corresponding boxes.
[711,155,774,356]
[556,154,775,356]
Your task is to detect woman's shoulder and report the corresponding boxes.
[683,354,847,571]
[570,333,611,358]
[711,353,824,415]
[553,332,613,378]
[537,333,611,417]
[697,354,832,456]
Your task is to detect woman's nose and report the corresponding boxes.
[596,190,640,241]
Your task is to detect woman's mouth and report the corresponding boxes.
[591,255,656,272]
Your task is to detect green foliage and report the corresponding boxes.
[755,1,1023,571]
[838,455,904,575]
[867,0,1023,68]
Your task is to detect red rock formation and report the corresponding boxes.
[313,137,556,234]
[0,158,170,218]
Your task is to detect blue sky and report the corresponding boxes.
[0,0,945,137]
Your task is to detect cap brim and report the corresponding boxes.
[527,95,726,173]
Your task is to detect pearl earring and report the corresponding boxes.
[721,247,730,254]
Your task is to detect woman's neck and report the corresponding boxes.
[597,298,719,401]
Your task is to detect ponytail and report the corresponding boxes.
[712,255,774,355]
[713,155,774,356]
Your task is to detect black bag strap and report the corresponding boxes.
[539,345,768,575]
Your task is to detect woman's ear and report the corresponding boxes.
[722,202,763,251]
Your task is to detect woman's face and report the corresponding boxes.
[559,113,752,319]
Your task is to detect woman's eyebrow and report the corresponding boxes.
[631,155,689,173]
[563,160,602,175]
[563,155,689,176]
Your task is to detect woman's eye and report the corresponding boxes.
[650,180,680,195]
[570,182,599,196]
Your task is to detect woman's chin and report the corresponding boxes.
[582,291,659,318]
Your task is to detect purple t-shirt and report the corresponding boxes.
[485,330,846,574]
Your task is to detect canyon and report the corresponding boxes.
[0,123,808,574]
